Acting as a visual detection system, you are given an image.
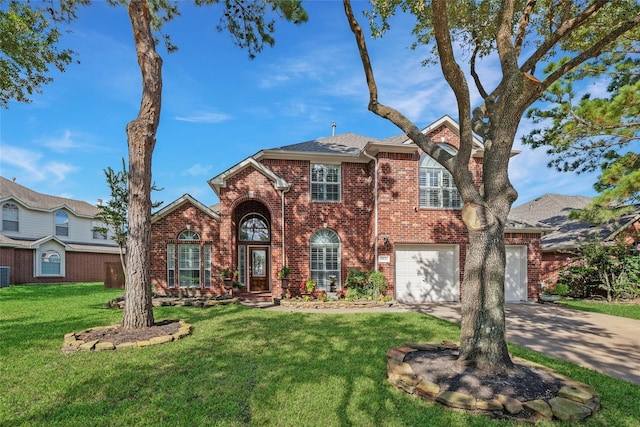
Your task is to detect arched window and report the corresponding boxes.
[239,214,270,242]
[2,202,19,232]
[55,210,69,236]
[178,230,200,240]
[41,250,61,275]
[419,146,462,209]
[176,229,201,288]
[310,229,340,291]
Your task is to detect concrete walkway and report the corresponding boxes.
[258,301,640,386]
[402,302,640,387]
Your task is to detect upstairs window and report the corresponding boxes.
[2,202,19,232]
[311,164,340,202]
[92,221,107,240]
[419,148,462,209]
[55,210,69,236]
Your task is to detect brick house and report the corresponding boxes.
[510,193,640,287]
[0,176,120,286]
[151,116,545,302]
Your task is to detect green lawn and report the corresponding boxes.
[558,298,640,320]
[1,283,639,426]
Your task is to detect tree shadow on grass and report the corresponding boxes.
[7,306,503,426]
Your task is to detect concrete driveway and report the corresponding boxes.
[405,302,640,386]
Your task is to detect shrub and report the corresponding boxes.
[559,240,640,301]
[344,269,388,300]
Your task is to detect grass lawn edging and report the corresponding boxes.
[387,343,601,423]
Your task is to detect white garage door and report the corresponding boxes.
[395,245,459,303]
[505,245,528,302]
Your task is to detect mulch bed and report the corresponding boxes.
[76,320,181,346]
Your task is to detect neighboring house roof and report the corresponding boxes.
[152,194,221,223]
[509,194,640,251]
[0,176,99,217]
[0,235,121,254]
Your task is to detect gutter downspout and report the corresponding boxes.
[363,150,379,271]
[281,187,290,267]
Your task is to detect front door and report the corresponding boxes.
[249,247,269,292]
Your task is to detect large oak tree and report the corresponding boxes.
[344,0,639,370]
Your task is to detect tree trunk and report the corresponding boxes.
[458,221,514,370]
[122,0,162,329]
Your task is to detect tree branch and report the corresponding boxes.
[514,0,536,58]
[542,12,640,91]
[520,0,609,74]
[342,0,447,165]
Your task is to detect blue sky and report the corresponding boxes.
[1,0,599,209]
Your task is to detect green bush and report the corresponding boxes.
[344,268,388,300]
[559,240,640,301]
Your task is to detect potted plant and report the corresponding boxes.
[278,265,291,285]
[219,268,233,291]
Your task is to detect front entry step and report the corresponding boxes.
[236,291,273,302]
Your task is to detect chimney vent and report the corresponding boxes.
[331,122,336,136]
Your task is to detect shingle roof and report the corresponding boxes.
[0,176,99,217]
[268,133,378,156]
[510,194,638,251]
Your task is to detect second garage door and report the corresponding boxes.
[395,245,460,303]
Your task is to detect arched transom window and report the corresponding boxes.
[310,229,340,291]
[178,230,200,240]
[419,146,462,209]
[239,214,270,242]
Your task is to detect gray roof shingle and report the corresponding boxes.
[510,194,638,251]
[0,176,99,217]
[268,133,378,156]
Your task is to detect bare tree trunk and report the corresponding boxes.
[458,222,514,370]
[122,0,162,329]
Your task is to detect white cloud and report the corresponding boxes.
[0,145,78,183]
[40,129,80,152]
[174,112,232,123]
[183,163,212,177]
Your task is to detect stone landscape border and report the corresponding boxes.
[62,321,192,352]
[387,343,600,423]
[279,299,394,309]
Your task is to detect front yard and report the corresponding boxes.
[1,283,639,426]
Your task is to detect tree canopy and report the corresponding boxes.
[0,0,75,108]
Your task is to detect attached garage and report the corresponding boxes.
[505,245,528,302]
[395,245,460,303]
[394,244,528,303]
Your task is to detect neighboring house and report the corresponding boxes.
[151,116,546,302]
[509,193,640,286]
[0,176,120,286]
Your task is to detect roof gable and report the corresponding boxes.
[152,194,220,223]
[0,176,99,218]
[208,158,290,196]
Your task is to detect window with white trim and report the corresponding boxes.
[310,229,340,291]
[178,230,200,288]
[311,164,340,202]
[419,147,462,209]
[204,244,211,288]
[167,244,175,288]
[41,250,61,275]
[2,202,19,232]
[55,210,69,236]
